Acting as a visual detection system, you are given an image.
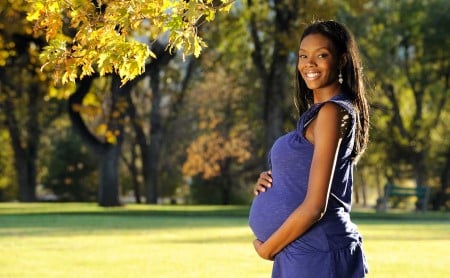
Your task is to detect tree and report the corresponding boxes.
[1,68,42,202]
[247,0,339,150]
[149,55,203,203]
[176,5,262,204]
[93,40,194,205]
[23,0,234,205]
[0,0,66,202]
[0,130,17,201]
[41,127,98,201]
[27,0,234,85]
[122,41,176,204]
[68,75,135,206]
[182,67,252,204]
[179,1,343,203]
[345,0,450,208]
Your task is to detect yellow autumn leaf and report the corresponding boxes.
[105,130,117,144]
[96,124,108,135]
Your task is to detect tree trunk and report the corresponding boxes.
[248,0,299,150]
[145,66,163,204]
[361,177,368,207]
[354,171,360,205]
[434,147,450,210]
[120,127,142,203]
[221,158,232,205]
[68,75,130,207]
[263,59,289,148]
[142,42,175,204]
[123,89,147,204]
[130,147,142,204]
[15,154,37,202]
[3,84,40,202]
[98,144,122,206]
[412,150,427,187]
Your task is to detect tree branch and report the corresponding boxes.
[383,83,410,139]
[67,76,108,155]
[248,0,268,80]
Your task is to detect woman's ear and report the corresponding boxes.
[339,54,348,69]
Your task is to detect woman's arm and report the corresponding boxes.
[253,102,347,260]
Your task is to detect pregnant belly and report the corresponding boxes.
[248,187,303,242]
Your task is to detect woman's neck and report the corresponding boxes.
[313,83,342,104]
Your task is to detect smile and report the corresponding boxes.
[304,72,320,79]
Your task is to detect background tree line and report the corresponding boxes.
[0,0,448,210]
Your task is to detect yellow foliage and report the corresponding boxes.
[96,123,108,135]
[182,128,251,180]
[181,65,252,180]
[105,130,117,144]
[26,0,234,85]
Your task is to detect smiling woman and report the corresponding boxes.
[249,20,370,278]
[298,34,344,94]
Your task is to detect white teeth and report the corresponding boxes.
[305,72,319,78]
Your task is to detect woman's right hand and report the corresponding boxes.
[253,170,272,196]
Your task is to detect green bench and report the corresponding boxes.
[381,183,430,211]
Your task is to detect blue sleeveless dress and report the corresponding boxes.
[248,94,368,278]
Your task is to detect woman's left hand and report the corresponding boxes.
[253,239,274,261]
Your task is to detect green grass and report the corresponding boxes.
[0,203,449,278]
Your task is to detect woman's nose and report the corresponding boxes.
[299,56,315,67]
[306,57,316,66]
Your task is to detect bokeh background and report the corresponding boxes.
[1,0,449,210]
[1,1,449,277]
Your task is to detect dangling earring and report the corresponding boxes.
[338,70,343,84]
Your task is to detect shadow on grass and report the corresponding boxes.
[0,203,250,217]
[0,203,448,236]
[0,204,253,236]
[0,203,448,219]
[351,210,450,223]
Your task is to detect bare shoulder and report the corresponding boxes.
[316,102,343,121]
[315,102,351,137]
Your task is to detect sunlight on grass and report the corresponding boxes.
[358,223,450,278]
[1,228,272,277]
[0,203,449,277]
[0,203,271,278]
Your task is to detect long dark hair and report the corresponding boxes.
[294,20,370,163]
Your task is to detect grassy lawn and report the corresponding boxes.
[0,203,449,277]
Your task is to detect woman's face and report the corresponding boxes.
[297,33,341,93]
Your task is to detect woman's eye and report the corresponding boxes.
[318,53,328,58]
[299,54,307,59]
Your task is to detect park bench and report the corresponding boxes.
[380,183,430,211]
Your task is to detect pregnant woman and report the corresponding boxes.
[248,20,370,278]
